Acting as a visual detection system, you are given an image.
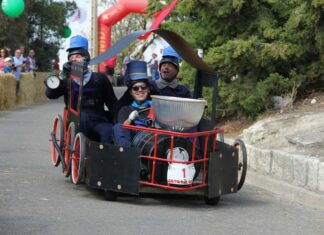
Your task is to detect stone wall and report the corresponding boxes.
[245,144,324,193]
[0,72,50,110]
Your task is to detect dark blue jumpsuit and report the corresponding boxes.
[152,82,192,98]
[46,72,117,144]
[113,101,151,147]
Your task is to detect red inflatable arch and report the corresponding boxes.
[98,0,148,72]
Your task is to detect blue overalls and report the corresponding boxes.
[70,73,116,144]
[113,100,151,147]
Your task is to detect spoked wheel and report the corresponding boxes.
[71,133,86,185]
[104,190,118,201]
[234,139,247,191]
[63,122,75,177]
[50,115,64,167]
[204,196,220,205]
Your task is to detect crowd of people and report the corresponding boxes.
[0,45,38,92]
[45,35,191,148]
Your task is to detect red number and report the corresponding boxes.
[182,168,186,178]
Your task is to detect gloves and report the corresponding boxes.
[61,61,72,79]
[128,110,139,121]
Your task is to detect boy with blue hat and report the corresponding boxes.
[155,46,191,98]
[113,60,152,147]
[45,35,117,144]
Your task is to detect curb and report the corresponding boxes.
[246,170,324,211]
[225,138,324,210]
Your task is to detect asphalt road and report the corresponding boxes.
[0,98,323,235]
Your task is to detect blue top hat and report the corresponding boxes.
[66,35,88,52]
[126,60,148,85]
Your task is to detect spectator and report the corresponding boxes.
[105,66,115,85]
[4,47,13,58]
[25,49,38,77]
[13,49,24,92]
[0,48,9,73]
[105,56,116,85]
[3,57,14,73]
[148,52,159,81]
[51,57,60,73]
[19,46,26,61]
[122,53,133,85]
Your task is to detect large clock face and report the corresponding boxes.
[45,75,60,89]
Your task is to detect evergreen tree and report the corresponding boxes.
[149,0,324,119]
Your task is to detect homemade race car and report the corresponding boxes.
[49,29,247,205]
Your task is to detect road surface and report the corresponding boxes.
[0,98,323,235]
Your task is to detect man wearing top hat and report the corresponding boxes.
[113,60,152,147]
[45,35,117,144]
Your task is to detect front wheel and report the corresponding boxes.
[234,139,247,191]
[104,190,118,201]
[71,133,86,185]
[63,122,75,177]
[51,115,63,167]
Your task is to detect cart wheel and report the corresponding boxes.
[234,139,247,191]
[63,122,75,177]
[104,190,118,201]
[205,196,220,205]
[51,115,63,167]
[71,133,86,185]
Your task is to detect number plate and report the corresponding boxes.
[167,163,196,185]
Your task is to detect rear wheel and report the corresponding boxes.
[51,115,63,167]
[204,196,220,205]
[71,133,86,185]
[234,139,247,191]
[63,122,75,177]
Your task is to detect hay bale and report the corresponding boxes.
[17,73,35,105]
[34,72,49,102]
[0,76,4,109]
[0,74,16,110]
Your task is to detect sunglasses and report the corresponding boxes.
[132,85,148,91]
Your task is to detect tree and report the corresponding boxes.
[0,0,76,71]
[148,0,324,120]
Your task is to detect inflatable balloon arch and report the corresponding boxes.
[97,0,177,72]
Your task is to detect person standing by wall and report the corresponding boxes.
[0,48,9,73]
[148,53,159,81]
[3,57,14,74]
[51,57,60,73]
[25,49,38,78]
[12,49,24,92]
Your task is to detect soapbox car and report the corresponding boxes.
[49,29,247,205]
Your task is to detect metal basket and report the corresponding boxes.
[151,95,207,131]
